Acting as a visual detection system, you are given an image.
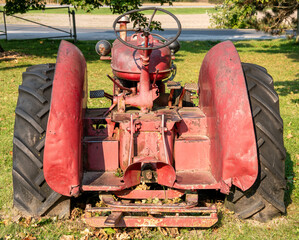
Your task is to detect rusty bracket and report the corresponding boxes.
[128,114,134,166]
[83,198,218,228]
[161,114,169,164]
[104,212,123,226]
[101,195,197,209]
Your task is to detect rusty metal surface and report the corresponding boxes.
[86,205,215,213]
[114,110,181,170]
[174,137,210,171]
[199,41,258,191]
[83,196,218,227]
[82,172,124,191]
[122,158,176,189]
[83,214,218,228]
[111,36,171,82]
[44,40,87,197]
[101,195,198,210]
[114,189,185,199]
[198,41,258,191]
[84,140,119,171]
[173,170,222,191]
[83,202,218,227]
[83,108,119,171]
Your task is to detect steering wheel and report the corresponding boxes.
[113,7,181,50]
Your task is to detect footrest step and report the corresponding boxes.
[184,82,199,91]
[167,81,181,89]
[90,90,105,98]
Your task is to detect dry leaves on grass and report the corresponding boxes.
[287,132,293,139]
[71,207,83,220]
[0,51,25,61]
[60,235,75,240]
[21,235,36,240]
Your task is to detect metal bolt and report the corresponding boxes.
[145,170,153,180]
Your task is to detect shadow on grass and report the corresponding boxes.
[234,39,299,62]
[285,152,294,209]
[177,39,299,63]
[275,78,299,99]
[0,39,102,64]
[0,64,31,71]
[1,38,298,64]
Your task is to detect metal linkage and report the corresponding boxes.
[82,195,218,228]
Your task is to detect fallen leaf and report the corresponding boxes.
[80,228,93,236]
[287,133,293,139]
[24,216,32,226]
[79,237,88,240]
[158,227,167,236]
[60,235,74,240]
[165,227,179,238]
[2,219,12,226]
[18,232,26,239]
[71,207,83,220]
[104,227,116,235]
[23,235,36,240]
[115,232,130,240]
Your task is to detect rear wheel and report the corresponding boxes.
[13,64,70,217]
[225,63,286,222]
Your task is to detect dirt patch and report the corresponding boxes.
[0,51,25,61]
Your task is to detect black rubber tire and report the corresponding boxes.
[13,64,70,217]
[225,63,286,222]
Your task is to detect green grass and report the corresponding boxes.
[0,39,298,239]
[0,6,216,15]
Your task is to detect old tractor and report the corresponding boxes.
[13,7,286,227]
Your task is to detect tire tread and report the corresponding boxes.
[225,62,286,221]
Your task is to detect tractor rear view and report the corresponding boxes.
[12,8,286,227]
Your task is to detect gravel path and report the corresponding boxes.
[2,13,211,29]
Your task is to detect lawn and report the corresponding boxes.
[0,39,298,239]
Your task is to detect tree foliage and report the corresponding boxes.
[5,0,47,15]
[211,0,299,34]
[4,0,174,30]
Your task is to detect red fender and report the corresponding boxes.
[198,41,258,191]
[44,40,87,196]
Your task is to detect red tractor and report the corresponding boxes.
[13,8,286,227]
